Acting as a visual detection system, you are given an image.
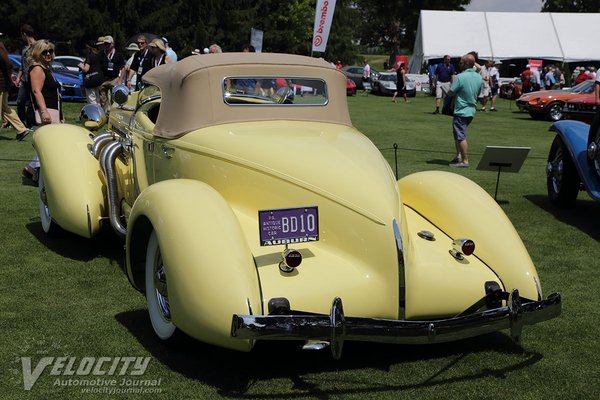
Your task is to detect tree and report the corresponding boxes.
[354,0,471,54]
[542,0,600,12]
[0,0,359,61]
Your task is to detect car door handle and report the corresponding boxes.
[161,144,175,159]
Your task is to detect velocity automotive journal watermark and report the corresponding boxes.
[15,339,162,394]
[21,356,162,392]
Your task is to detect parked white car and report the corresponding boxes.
[55,55,84,73]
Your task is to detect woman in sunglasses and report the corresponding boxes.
[125,35,154,91]
[23,39,63,182]
[29,40,62,125]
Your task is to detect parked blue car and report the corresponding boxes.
[546,116,600,206]
[8,54,85,102]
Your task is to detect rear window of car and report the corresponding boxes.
[223,77,328,106]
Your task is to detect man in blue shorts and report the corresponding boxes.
[447,53,482,168]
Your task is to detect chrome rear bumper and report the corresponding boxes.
[231,289,561,359]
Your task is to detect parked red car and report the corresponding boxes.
[346,78,357,96]
[516,79,595,122]
[562,94,598,124]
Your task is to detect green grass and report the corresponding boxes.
[1,94,599,399]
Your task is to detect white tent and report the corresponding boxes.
[408,10,600,73]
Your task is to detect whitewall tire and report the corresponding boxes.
[145,230,176,340]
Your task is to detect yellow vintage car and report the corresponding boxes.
[33,53,560,358]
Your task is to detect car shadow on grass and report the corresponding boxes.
[116,309,542,398]
[25,222,125,268]
[524,194,600,241]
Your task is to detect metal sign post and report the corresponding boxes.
[476,146,531,203]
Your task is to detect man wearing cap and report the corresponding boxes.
[162,37,177,63]
[99,35,125,112]
[126,35,153,91]
[79,38,105,105]
[123,42,139,88]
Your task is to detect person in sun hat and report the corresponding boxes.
[148,38,170,67]
[161,36,177,63]
[123,42,139,87]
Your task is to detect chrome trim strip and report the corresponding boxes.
[393,219,406,319]
[86,204,92,238]
[231,292,561,358]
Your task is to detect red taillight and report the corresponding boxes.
[279,248,303,272]
[450,239,476,260]
[462,240,475,256]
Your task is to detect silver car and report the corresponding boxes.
[371,72,416,97]
[341,65,379,90]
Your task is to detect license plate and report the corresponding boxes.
[258,206,319,246]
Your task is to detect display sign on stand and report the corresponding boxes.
[477,146,531,203]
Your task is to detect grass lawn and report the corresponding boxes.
[1,93,599,399]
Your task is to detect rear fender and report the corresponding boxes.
[398,171,541,302]
[126,179,261,351]
[33,124,106,238]
[550,120,600,199]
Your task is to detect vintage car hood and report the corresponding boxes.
[172,121,400,225]
[519,90,580,102]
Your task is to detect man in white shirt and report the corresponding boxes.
[488,61,501,111]
[362,59,371,92]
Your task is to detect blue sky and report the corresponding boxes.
[466,0,544,12]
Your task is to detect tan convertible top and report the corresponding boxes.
[142,53,352,139]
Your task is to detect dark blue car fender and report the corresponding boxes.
[549,120,600,200]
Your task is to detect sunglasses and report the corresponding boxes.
[42,49,54,56]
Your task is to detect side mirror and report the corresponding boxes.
[112,84,130,105]
[80,104,106,131]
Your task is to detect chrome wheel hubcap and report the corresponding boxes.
[548,149,564,193]
[153,254,170,321]
[549,105,561,121]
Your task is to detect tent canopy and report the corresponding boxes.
[409,10,600,73]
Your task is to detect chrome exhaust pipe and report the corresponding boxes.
[104,141,127,238]
[90,133,114,158]
[99,140,120,178]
